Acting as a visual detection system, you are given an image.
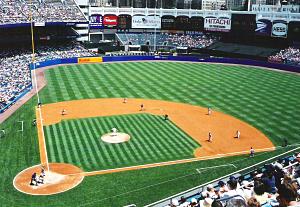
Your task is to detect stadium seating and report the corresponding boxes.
[163,153,300,207]
[269,47,300,66]
[0,0,86,25]
[0,43,96,111]
[116,33,218,49]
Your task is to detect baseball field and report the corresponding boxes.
[1,61,300,206]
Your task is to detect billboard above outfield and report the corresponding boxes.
[89,14,103,29]
[271,20,288,38]
[132,16,161,29]
[118,15,132,29]
[161,16,176,30]
[255,19,272,36]
[103,15,118,28]
[204,14,231,32]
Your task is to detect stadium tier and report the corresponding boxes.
[116,33,218,49]
[0,0,86,25]
[0,43,96,111]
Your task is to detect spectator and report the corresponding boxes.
[247,197,261,207]
[269,47,300,66]
[211,200,223,207]
[277,181,300,207]
[252,181,270,205]
[0,42,96,111]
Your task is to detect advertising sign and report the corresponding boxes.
[90,14,103,29]
[204,15,231,32]
[175,16,190,30]
[132,16,161,29]
[78,57,103,64]
[272,20,288,38]
[103,15,118,28]
[118,15,132,29]
[161,16,175,30]
[255,19,272,36]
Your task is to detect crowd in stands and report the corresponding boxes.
[0,0,86,25]
[116,33,218,49]
[165,152,300,207]
[0,43,96,111]
[268,47,300,66]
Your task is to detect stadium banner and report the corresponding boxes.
[132,16,161,29]
[34,22,45,27]
[118,15,132,29]
[271,20,288,38]
[77,57,103,64]
[161,15,176,30]
[90,14,103,29]
[103,15,118,28]
[255,19,272,36]
[204,15,231,32]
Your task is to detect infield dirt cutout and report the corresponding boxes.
[40,98,274,158]
[15,98,275,195]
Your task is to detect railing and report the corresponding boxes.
[0,85,32,114]
[145,146,300,207]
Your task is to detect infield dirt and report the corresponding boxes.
[39,98,274,158]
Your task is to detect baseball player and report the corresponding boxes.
[123,98,127,103]
[164,114,169,121]
[30,172,38,186]
[250,147,255,158]
[208,107,212,115]
[235,130,240,139]
[208,132,212,142]
[61,109,67,116]
[140,104,144,111]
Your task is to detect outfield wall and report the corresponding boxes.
[29,55,300,73]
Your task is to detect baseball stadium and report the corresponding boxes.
[1,0,300,207]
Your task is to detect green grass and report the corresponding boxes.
[44,114,200,171]
[1,62,300,206]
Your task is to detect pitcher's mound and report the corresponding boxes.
[13,163,84,195]
[101,132,131,144]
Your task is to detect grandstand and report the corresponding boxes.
[0,0,86,25]
[116,33,218,49]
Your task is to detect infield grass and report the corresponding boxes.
[44,114,200,171]
[1,62,300,206]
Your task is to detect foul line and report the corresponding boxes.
[69,146,276,177]
[36,108,49,170]
[196,164,237,174]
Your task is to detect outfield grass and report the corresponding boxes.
[44,114,200,171]
[1,62,300,206]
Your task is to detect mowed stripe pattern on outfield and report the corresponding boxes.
[44,114,200,171]
[40,62,300,146]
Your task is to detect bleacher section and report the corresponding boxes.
[116,33,218,49]
[269,47,300,67]
[0,0,86,25]
[205,42,279,60]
